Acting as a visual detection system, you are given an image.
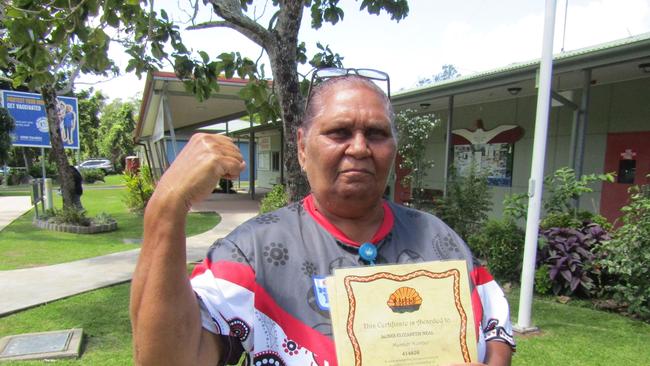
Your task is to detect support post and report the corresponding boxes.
[280,127,285,185]
[249,119,255,200]
[162,85,178,160]
[443,95,454,197]
[515,0,558,333]
[41,147,46,179]
[568,109,579,169]
[575,69,592,180]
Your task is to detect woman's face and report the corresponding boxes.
[298,83,396,216]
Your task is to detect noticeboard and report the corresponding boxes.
[454,142,514,187]
[1,90,79,149]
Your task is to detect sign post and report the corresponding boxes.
[1,90,79,151]
[1,90,79,211]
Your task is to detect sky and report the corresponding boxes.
[75,0,650,100]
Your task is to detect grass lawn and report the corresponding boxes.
[0,283,134,365]
[0,185,30,196]
[0,186,219,270]
[0,174,126,197]
[89,174,125,186]
[0,283,648,365]
[0,265,197,365]
[507,290,650,365]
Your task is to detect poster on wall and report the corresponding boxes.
[454,143,514,187]
[1,90,79,149]
[258,136,271,151]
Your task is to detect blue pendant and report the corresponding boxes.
[359,242,377,265]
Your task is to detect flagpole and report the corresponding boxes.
[515,0,558,332]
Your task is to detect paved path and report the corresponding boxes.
[0,196,32,232]
[0,193,260,316]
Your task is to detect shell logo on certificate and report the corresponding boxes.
[327,260,478,366]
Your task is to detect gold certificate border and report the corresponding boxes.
[343,269,471,366]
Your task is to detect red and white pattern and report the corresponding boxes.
[192,260,336,365]
[470,266,515,361]
[190,198,515,365]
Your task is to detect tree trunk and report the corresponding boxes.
[266,1,310,202]
[22,147,32,171]
[208,0,311,201]
[41,84,75,210]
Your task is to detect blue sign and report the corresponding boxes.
[1,90,79,149]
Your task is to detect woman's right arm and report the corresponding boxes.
[129,134,245,365]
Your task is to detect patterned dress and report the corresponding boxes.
[191,194,515,365]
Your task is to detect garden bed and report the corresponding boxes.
[33,217,117,234]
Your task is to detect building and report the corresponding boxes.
[135,34,650,221]
[391,33,650,222]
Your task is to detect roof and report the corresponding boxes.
[227,122,281,138]
[393,32,650,109]
[197,119,255,134]
[134,71,253,141]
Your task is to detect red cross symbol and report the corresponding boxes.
[620,149,637,160]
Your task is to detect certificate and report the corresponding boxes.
[327,260,477,366]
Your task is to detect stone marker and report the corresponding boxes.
[0,329,83,361]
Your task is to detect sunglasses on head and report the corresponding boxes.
[304,67,391,112]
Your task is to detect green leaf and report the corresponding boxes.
[199,50,210,64]
[296,42,307,65]
[151,43,165,59]
[310,4,323,29]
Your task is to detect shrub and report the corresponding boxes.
[93,212,115,225]
[578,211,613,232]
[596,183,650,320]
[46,207,91,226]
[81,168,105,183]
[503,192,528,221]
[260,184,288,214]
[543,167,614,215]
[503,168,614,224]
[7,169,29,185]
[535,265,553,295]
[538,222,610,296]
[468,219,525,283]
[28,161,57,179]
[430,166,491,240]
[395,109,438,209]
[123,165,155,214]
[540,212,581,230]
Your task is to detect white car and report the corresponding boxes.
[77,159,115,174]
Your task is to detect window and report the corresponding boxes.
[258,152,269,170]
[272,152,280,172]
[617,159,636,184]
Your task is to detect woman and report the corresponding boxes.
[130,72,514,366]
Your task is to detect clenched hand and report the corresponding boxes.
[151,133,246,213]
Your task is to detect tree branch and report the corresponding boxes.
[62,0,89,19]
[56,58,85,96]
[7,4,41,15]
[253,0,271,22]
[185,20,231,30]
[204,0,272,48]
[74,74,120,86]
